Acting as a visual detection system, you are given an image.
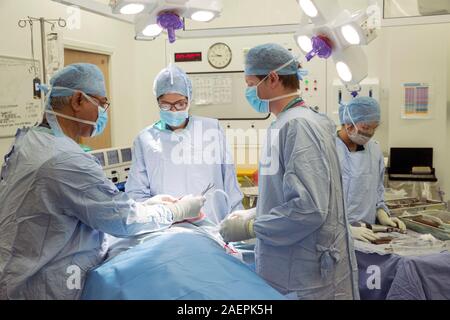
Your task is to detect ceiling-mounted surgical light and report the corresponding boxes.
[119,0,223,43]
[333,46,368,86]
[298,0,318,18]
[110,0,148,15]
[142,23,163,36]
[191,10,215,22]
[336,61,353,82]
[341,25,361,45]
[294,25,314,54]
[120,4,145,14]
[337,10,378,46]
[296,35,313,53]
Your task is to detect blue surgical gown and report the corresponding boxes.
[0,127,173,300]
[125,116,243,224]
[335,137,389,224]
[253,107,359,300]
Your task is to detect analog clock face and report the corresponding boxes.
[207,43,232,69]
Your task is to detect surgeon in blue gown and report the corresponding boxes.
[0,64,205,300]
[125,64,243,224]
[336,97,406,243]
[219,44,359,300]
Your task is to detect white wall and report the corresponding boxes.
[385,24,449,200]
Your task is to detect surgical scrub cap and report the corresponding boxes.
[153,64,193,99]
[245,43,299,76]
[339,96,381,125]
[42,63,106,99]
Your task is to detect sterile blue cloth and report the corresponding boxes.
[356,251,450,300]
[82,228,285,300]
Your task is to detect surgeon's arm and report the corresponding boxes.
[41,153,173,238]
[218,124,244,212]
[254,121,330,246]
[124,137,153,202]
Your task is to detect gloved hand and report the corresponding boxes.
[350,226,380,243]
[167,195,206,223]
[377,209,407,231]
[143,194,178,206]
[220,209,257,243]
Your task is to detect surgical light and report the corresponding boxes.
[299,0,318,18]
[142,23,163,37]
[110,0,148,15]
[120,3,145,15]
[122,0,223,43]
[333,46,368,86]
[296,35,313,53]
[191,11,215,22]
[336,62,352,82]
[341,25,361,45]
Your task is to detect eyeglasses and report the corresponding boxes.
[158,101,188,111]
[84,94,111,112]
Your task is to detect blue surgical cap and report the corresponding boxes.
[339,97,381,125]
[245,43,299,76]
[44,63,106,98]
[154,64,193,99]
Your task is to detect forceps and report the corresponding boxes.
[201,183,215,196]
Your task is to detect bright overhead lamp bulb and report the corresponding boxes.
[296,35,313,53]
[341,25,361,45]
[298,0,318,18]
[120,4,145,15]
[336,61,353,82]
[191,11,215,22]
[142,24,163,37]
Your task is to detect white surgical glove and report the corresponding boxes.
[350,226,380,243]
[377,209,406,231]
[167,195,206,223]
[143,194,178,206]
[220,209,257,243]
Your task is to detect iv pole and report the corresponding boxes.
[18,17,67,83]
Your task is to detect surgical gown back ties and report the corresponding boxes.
[125,116,243,224]
[0,127,174,300]
[335,137,389,225]
[254,107,360,300]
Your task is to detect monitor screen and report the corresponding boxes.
[121,148,132,162]
[107,150,120,165]
[92,152,105,167]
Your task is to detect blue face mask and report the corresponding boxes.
[160,110,189,127]
[246,84,270,114]
[44,88,109,138]
[245,56,306,114]
[246,78,300,114]
[91,107,108,137]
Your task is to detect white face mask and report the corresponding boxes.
[344,106,375,146]
[346,127,372,145]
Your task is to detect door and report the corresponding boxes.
[64,48,112,150]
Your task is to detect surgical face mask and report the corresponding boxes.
[245,57,302,114]
[347,127,372,146]
[44,86,109,137]
[46,106,108,137]
[160,109,189,127]
[344,105,376,146]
